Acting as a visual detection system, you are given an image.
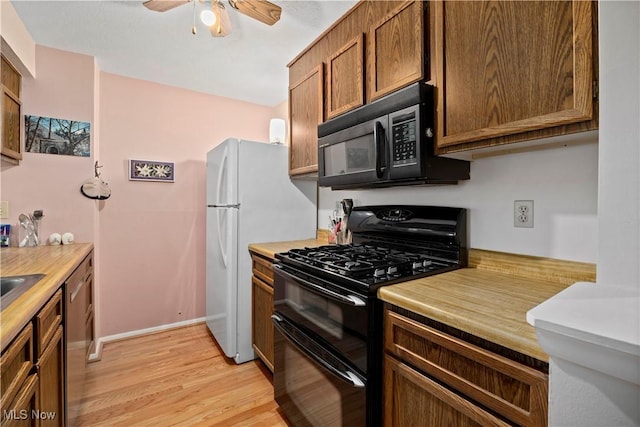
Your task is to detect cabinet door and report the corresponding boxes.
[289,64,323,176]
[252,276,274,372]
[0,324,34,412]
[1,55,22,161]
[432,0,597,152]
[367,0,425,102]
[83,254,95,357]
[1,374,39,427]
[37,326,64,427]
[384,356,510,427]
[326,34,364,119]
[1,88,22,160]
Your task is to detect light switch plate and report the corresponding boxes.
[0,201,8,219]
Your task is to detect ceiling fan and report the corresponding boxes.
[143,0,282,37]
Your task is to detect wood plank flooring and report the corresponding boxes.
[77,323,289,426]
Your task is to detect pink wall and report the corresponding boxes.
[1,45,96,244]
[2,42,283,339]
[97,72,273,336]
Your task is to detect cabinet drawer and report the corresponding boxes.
[385,310,547,426]
[1,373,39,427]
[384,355,510,427]
[251,254,274,285]
[35,290,62,357]
[0,323,34,411]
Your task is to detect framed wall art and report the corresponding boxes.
[25,115,91,157]
[129,159,175,182]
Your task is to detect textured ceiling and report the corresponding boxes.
[11,0,357,106]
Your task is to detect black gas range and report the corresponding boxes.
[277,205,467,292]
[271,205,467,427]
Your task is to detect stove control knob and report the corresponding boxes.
[387,266,398,275]
[423,260,433,267]
[374,268,387,278]
[412,261,423,270]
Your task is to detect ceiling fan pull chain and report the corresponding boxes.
[191,0,197,34]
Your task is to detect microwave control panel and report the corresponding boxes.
[391,117,417,166]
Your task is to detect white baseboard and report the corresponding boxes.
[88,317,206,362]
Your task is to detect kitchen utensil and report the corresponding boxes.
[18,213,38,247]
[342,199,354,217]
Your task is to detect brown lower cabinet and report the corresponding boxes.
[1,290,64,427]
[251,252,275,372]
[36,290,64,427]
[2,374,39,427]
[383,307,548,427]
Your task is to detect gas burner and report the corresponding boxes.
[282,242,458,285]
[277,206,466,290]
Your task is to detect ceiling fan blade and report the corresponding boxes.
[209,2,233,37]
[228,0,281,26]
[143,0,190,13]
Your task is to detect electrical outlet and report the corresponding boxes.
[514,200,533,228]
[0,201,8,219]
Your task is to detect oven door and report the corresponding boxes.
[273,263,368,373]
[272,314,367,427]
[318,114,389,189]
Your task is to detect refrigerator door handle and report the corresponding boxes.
[208,204,240,208]
[216,208,228,268]
[216,145,229,268]
[216,144,228,206]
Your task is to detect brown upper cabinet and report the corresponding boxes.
[326,34,364,120]
[1,55,22,162]
[431,0,598,154]
[288,0,426,176]
[287,0,598,173]
[367,0,425,103]
[289,65,324,176]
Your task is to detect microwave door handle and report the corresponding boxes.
[271,315,365,388]
[274,265,365,306]
[374,120,386,178]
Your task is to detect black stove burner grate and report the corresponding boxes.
[286,243,455,284]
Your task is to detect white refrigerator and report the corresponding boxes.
[206,138,317,363]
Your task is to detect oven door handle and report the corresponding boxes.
[271,314,365,389]
[273,265,366,307]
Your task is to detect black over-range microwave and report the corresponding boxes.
[318,82,470,190]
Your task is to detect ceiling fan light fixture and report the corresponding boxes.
[209,1,232,37]
[200,9,216,26]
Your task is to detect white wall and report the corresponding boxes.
[597,0,640,289]
[319,136,599,263]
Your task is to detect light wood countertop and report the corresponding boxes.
[1,243,93,352]
[378,268,570,362]
[248,236,329,260]
[246,238,595,363]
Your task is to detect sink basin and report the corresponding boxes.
[1,274,46,310]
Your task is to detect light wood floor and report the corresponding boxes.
[77,323,289,426]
